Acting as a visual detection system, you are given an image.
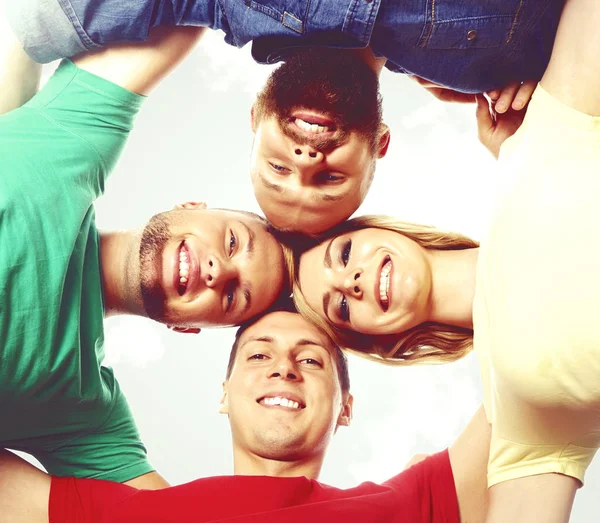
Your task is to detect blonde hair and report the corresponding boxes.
[290,215,479,366]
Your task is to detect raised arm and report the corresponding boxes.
[484,1,600,521]
[448,406,490,523]
[73,25,205,96]
[541,0,600,116]
[0,450,50,523]
[0,0,41,114]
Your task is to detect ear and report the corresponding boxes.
[219,381,229,414]
[336,393,354,428]
[376,124,391,159]
[173,201,207,211]
[166,325,201,334]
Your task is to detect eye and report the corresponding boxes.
[249,353,267,361]
[225,281,237,313]
[269,162,290,174]
[318,173,343,184]
[340,239,352,267]
[338,295,350,323]
[228,229,237,256]
[300,358,322,367]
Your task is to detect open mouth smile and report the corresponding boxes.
[377,256,393,312]
[291,110,337,136]
[257,394,306,410]
[175,241,197,297]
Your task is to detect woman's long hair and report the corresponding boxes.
[289,215,479,366]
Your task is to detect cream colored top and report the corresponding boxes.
[474,85,600,487]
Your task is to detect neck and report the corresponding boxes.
[100,230,145,318]
[232,446,325,480]
[351,46,387,77]
[427,248,479,329]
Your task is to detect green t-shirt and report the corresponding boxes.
[0,60,152,482]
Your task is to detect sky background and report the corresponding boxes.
[26,30,599,521]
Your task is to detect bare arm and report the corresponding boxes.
[541,0,600,116]
[486,474,578,523]
[125,470,169,489]
[0,450,50,523]
[0,0,41,114]
[448,406,490,523]
[73,25,205,96]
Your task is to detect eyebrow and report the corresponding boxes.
[237,220,256,315]
[323,238,334,269]
[296,338,326,349]
[322,292,333,323]
[259,171,285,194]
[318,192,344,203]
[261,170,345,203]
[240,335,273,350]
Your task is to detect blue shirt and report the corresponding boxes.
[8,0,563,93]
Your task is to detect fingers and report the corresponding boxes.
[494,81,520,113]
[492,80,537,113]
[475,94,494,135]
[511,80,536,111]
[173,201,208,210]
[167,325,202,334]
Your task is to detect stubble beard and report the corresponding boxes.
[139,212,170,323]
[253,47,383,153]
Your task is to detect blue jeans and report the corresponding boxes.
[7,0,563,92]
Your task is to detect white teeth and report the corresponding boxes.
[295,118,330,134]
[178,247,190,286]
[261,396,302,409]
[379,259,392,308]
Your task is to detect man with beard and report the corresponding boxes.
[0,25,285,488]
[6,0,564,233]
[0,309,491,523]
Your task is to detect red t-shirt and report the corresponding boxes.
[49,449,458,523]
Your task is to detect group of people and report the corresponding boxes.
[1,0,599,521]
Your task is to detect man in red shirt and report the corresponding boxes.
[0,309,490,523]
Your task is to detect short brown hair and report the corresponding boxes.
[225,306,350,393]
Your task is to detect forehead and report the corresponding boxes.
[238,311,332,350]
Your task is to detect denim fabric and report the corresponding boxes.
[8,0,564,92]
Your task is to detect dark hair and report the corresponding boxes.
[225,305,350,393]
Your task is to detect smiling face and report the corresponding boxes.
[220,311,352,463]
[250,48,389,234]
[298,228,434,336]
[138,208,285,328]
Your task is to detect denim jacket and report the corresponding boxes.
[7,0,563,92]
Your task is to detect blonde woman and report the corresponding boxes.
[296,0,600,521]
[291,216,479,365]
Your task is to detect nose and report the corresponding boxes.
[268,357,299,382]
[203,256,235,288]
[293,144,324,164]
[342,269,363,298]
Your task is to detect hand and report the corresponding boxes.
[486,80,536,114]
[402,453,431,471]
[476,94,527,159]
[167,325,201,334]
[410,76,476,104]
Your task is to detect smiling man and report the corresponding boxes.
[249,47,390,233]
[0,309,491,523]
[6,0,565,233]
[0,23,284,489]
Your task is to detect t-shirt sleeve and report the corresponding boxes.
[383,449,459,523]
[0,59,145,204]
[50,476,138,523]
[35,373,154,483]
[481,84,600,487]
